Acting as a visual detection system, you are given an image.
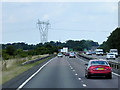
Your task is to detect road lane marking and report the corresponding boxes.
[75,73,78,75]
[71,67,73,69]
[112,72,120,77]
[16,57,55,90]
[73,70,75,71]
[78,78,81,80]
[83,84,87,87]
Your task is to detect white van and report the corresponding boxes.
[110,49,118,58]
[95,49,103,56]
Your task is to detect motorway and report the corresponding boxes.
[20,56,119,88]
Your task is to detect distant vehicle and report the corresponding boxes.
[69,52,76,58]
[95,49,103,56]
[91,51,96,54]
[106,53,116,60]
[57,53,63,57]
[61,47,68,53]
[86,52,92,55]
[85,59,112,79]
[65,52,69,56]
[110,49,118,58]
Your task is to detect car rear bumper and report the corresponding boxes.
[69,56,75,58]
[88,72,111,76]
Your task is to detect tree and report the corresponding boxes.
[6,45,16,56]
[100,27,120,53]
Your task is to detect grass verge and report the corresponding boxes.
[2,55,55,85]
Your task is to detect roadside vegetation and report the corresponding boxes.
[99,27,120,54]
[1,55,55,84]
[2,40,98,60]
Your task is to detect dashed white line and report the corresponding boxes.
[78,78,81,80]
[73,70,75,71]
[71,67,73,69]
[75,73,78,75]
[83,84,87,87]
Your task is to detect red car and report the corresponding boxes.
[85,59,112,79]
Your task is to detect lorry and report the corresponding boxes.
[110,49,118,58]
[63,47,68,53]
[60,47,68,54]
[95,49,103,56]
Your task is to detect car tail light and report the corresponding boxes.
[88,66,96,71]
[104,66,111,70]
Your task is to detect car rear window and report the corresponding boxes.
[91,61,108,65]
[108,53,114,55]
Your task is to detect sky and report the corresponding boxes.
[2,1,118,45]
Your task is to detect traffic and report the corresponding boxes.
[57,47,119,79]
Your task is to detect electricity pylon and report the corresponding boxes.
[37,19,50,44]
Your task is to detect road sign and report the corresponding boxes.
[69,49,73,52]
[84,49,87,52]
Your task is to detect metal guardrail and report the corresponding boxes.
[21,55,54,65]
[78,54,95,60]
[78,54,120,69]
[108,61,120,69]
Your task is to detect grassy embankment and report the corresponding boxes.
[1,54,55,85]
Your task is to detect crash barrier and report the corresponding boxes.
[78,54,120,69]
[78,54,95,60]
[108,61,120,69]
[21,54,55,65]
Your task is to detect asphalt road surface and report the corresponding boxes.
[22,56,119,88]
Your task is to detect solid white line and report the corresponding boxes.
[112,72,120,77]
[16,57,55,90]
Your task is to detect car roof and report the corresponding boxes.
[89,59,107,62]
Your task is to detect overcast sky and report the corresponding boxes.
[2,2,118,44]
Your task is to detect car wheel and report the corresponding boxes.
[106,74,112,79]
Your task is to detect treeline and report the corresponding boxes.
[99,27,120,53]
[56,40,99,51]
[2,43,60,60]
[2,40,99,60]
